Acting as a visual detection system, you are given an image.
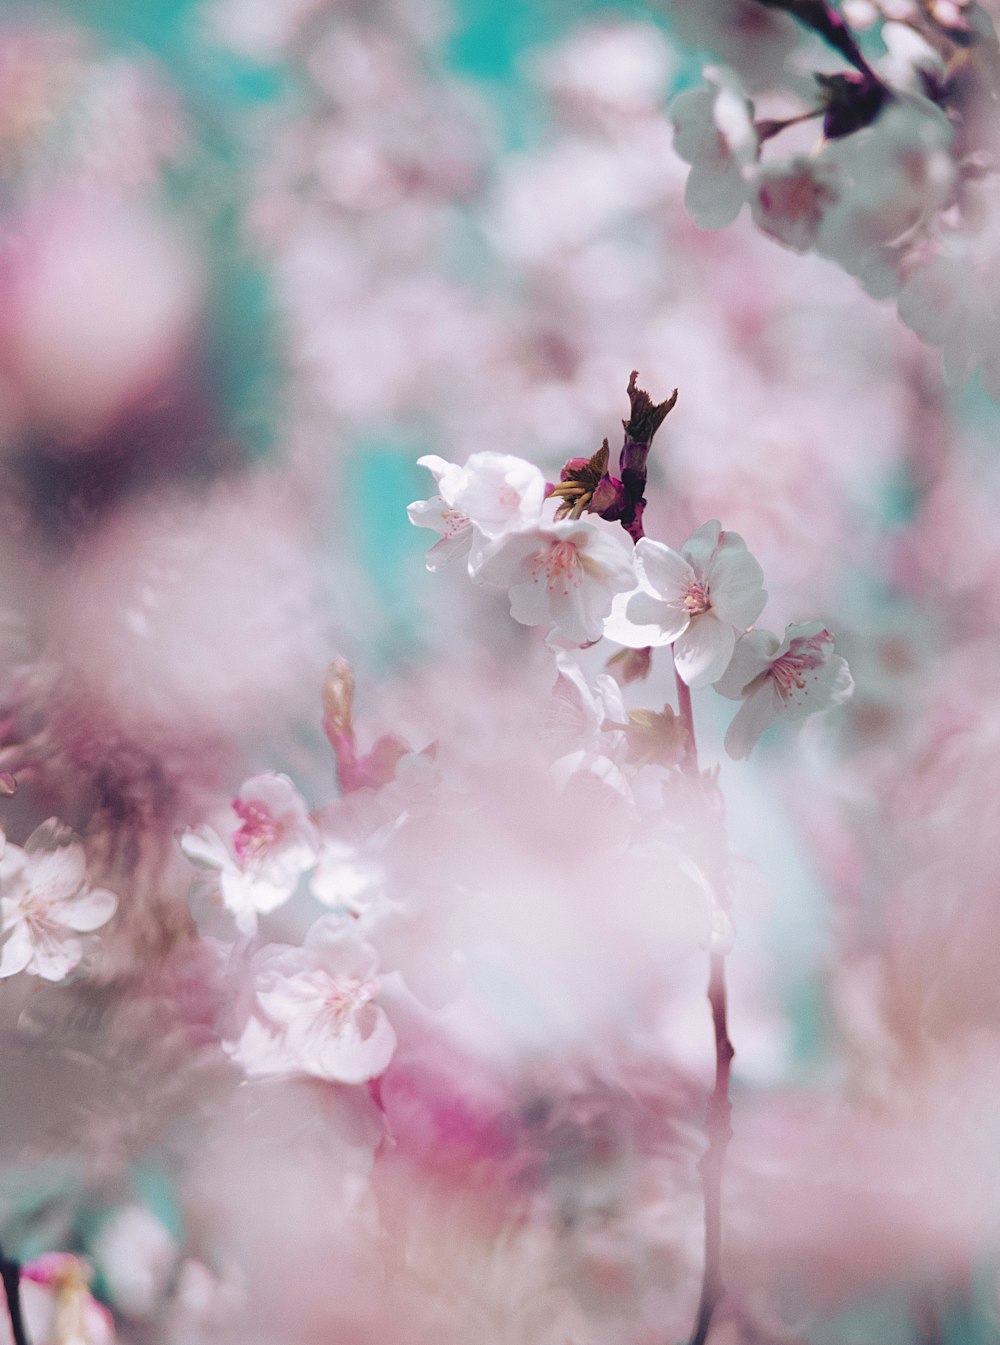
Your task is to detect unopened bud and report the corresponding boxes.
[322,658,355,742]
[605,646,652,686]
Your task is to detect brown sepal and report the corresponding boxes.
[623,371,678,444]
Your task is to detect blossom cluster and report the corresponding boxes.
[0,2,994,1343]
[409,375,853,758]
[668,0,1000,398]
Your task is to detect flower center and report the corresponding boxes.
[497,484,520,509]
[22,892,58,935]
[323,976,376,1027]
[682,580,711,616]
[533,539,582,595]
[441,507,470,539]
[232,800,280,863]
[769,632,828,703]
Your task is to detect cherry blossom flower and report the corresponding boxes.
[407,451,547,571]
[179,772,318,933]
[715,621,854,758]
[604,520,766,687]
[447,451,547,539]
[0,822,117,981]
[406,454,474,571]
[232,919,396,1084]
[474,518,636,645]
[17,1253,115,1345]
[750,156,840,254]
[669,68,758,229]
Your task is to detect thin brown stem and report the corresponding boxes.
[689,951,735,1345]
[672,651,735,1345]
[673,664,697,775]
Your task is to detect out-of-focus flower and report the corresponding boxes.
[180,773,318,932]
[605,520,766,687]
[92,1204,178,1319]
[408,451,547,572]
[474,519,635,645]
[749,155,840,254]
[407,455,474,571]
[446,452,548,539]
[17,1253,115,1345]
[0,821,116,981]
[310,834,386,917]
[0,196,201,443]
[715,620,854,758]
[669,68,758,229]
[233,918,396,1084]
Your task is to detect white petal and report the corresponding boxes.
[674,611,736,688]
[724,682,782,760]
[0,844,26,887]
[633,538,692,601]
[0,923,32,977]
[548,573,606,644]
[603,589,684,648]
[670,88,718,165]
[415,454,463,502]
[778,649,854,721]
[425,528,472,572]
[59,886,117,932]
[681,520,723,573]
[304,921,379,980]
[707,535,766,627]
[451,453,547,538]
[22,843,87,904]
[507,573,558,631]
[684,160,747,230]
[300,1005,397,1084]
[219,868,290,917]
[179,826,231,872]
[473,530,542,588]
[715,628,782,700]
[30,931,83,982]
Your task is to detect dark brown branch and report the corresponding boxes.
[688,951,735,1345]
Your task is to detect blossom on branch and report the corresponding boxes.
[0,822,117,981]
[474,518,636,645]
[232,919,396,1085]
[715,621,854,758]
[408,451,547,571]
[179,772,318,932]
[604,520,766,687]
[669,69,758,229]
